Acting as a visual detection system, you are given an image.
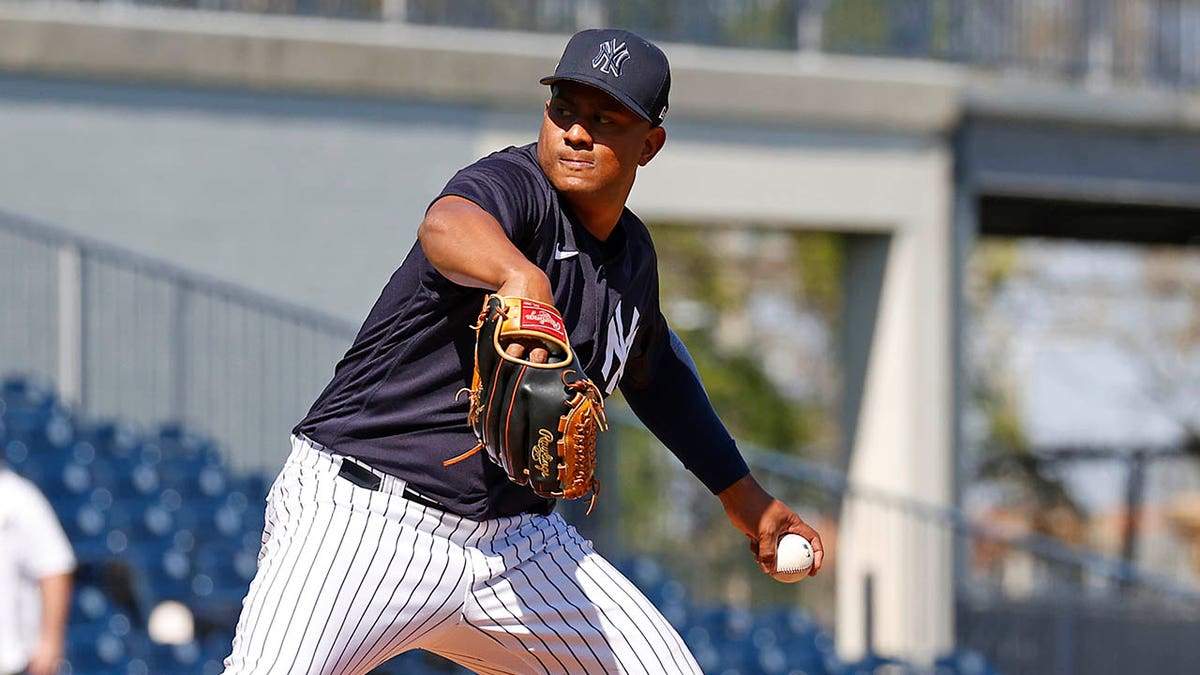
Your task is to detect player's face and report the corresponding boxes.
[537,82,664,202]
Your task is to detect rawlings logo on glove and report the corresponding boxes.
[446,294,608,513]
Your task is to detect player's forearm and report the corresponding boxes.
[419,196,552,303]
[37,572,71,647]
[620,329,750,494]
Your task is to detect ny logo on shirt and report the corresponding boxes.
[601,301,640,394]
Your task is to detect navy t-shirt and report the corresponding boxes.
[296,143,671,519]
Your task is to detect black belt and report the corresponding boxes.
[336,457,445,511]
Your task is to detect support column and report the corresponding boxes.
[836,193,956,665]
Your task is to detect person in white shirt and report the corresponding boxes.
[0,465,75,675]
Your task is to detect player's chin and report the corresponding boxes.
[549,173,599,194]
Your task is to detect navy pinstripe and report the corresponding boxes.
[222,436,701,674]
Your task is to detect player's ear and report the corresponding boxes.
[638,126,667,167]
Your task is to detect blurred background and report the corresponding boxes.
[1,1,1198,673]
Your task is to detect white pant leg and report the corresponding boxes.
[422,514,702,675]
[223,437,476,675]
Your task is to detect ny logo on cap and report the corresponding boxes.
[592,38,630,77]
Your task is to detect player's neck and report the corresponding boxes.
[565,192,629,242]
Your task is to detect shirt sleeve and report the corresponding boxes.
[619,314,751,495]
[19,484,76,579]
[433,150,548,252]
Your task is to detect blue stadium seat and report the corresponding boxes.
[844,650,907,674]
[193,538,258,587]
[107,497,177,543]
[91,453,163,498]
[171,495,264,547]
[65,616,132,672]
[72,584,114,625]
[203,632,234,667]
[934,649,995,675]
[170,494,225,537]
[695,605,756,644]
[124,538,194,604]
[157,456,228,499]
[1,377,58,425]
[77,420,143,460]
[32,455,92,499]
[681,625,722,673]
[715,640,757,672]
[158,424,223,464]
[124,630,207,672]
[189,571,251,632]
[56,494,113,561]
[228,474,271,502]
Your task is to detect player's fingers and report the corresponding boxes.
[505,342,527,359]
[808,531,825,575]
[756,535,778,575]
[746,537,767,573]
[530,346,550,364]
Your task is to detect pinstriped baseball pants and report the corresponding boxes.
[222,435,702,675]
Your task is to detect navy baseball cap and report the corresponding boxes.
[540,29,671,126]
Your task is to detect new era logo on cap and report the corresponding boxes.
[592,38,631,77]
[540,29,671,126]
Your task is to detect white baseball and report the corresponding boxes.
[771,534,814,583]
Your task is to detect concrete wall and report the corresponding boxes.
[0,2,962,664]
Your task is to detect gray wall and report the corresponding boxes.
[0,74,539,320]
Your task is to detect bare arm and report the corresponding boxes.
[419,195,553,304]
[27,572,71,675]
[718,474,825,578]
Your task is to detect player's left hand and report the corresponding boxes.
[717,474,824,578]
[504,338,550,364]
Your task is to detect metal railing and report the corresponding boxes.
[0,208,358,474]
[37,0,1200,91]
[577,416,1200,674]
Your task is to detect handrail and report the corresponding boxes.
[0,208,357,337]
[742,444,1200,603]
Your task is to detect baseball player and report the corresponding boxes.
[223,28,824,675]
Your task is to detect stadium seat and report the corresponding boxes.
[158,423,222,463]
[91,453,162,498]
[124,538,194,604]
[193,538,258,587]
[106,497,176,543]
[229,473,271,502]
[123,630,207,672]
[934,649,995,675]
[203,632,234,666]
[57,494,113,561]
[72,584,113,625]
[65,616,132,672]
[77,420,143,459]
[33,455,92,499]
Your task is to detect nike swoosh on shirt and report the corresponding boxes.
[554,247,580,260]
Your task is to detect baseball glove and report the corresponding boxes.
[445,294,608,512]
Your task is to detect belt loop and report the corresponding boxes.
[336,456,383,491]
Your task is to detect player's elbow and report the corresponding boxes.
[416,210,446,252]
[417,203,459,269]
